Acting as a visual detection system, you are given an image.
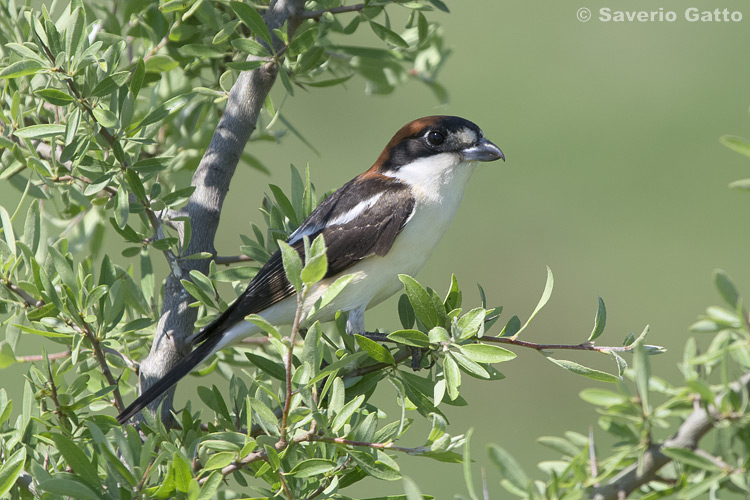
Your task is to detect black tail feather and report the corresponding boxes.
[116,334,223,424]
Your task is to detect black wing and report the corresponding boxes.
[193,174,415,344]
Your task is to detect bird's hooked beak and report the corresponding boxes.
[461,138,505,162]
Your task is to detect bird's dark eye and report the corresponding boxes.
[426,130,445,146]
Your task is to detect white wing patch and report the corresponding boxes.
[288,192,385,243]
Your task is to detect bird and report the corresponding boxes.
[116,115,504,424]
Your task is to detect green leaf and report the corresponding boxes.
[403,477,425,500]
[0,343,16,369]
[35,88,75,105]
[131,58,145,97]
[301,252,327,285]
[0,205,16,256]
[633,342,651,412]
[309,274,355,317]
[547,357,619,383]
[398,294,416,329]
[388,329,430,348]
[720,135,750,158]
[579,388,626,406]
[202,451,236,471]
[288,458,336,477]
[513,266,553,339]
[332,394,365,432]
[288,26,317,57]
[443,355,460,400]
[14,124,66,139]
[588,296,607,342]
[231,38,269,56]
[370,22,409,48]
[729,178,750,191]
[37,478,101,500]
[50,434,99,488]
[92,108,118,128]
[713,269,740,308]
[278,240,303,292]
[91,71,131,97]
[230,1,273,46]
[0,59,44,79]
[245,352,285,381]
[661,447,723,472]
[459,344,515,364]
[22,200,40,254]
[455,308,486,340]
[355,335,395,364]
[487,444,528,492]
[115,185,129,229]
[399,275,438,330]
[0,447,25,496]
[197,472,222,500]
[244,314,281,340]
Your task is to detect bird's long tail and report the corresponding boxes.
[116,330,224,425]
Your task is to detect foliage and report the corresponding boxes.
[0,0,713,499]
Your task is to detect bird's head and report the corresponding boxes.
[367,116,504,189]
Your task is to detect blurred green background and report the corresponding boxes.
[4,0,750,497]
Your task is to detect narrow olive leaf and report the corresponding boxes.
[403,477,425,500]
[0,447,25,496]
[633,342,650,413]
[661,448,723,472]
[239,315,278,340]
[331,394,365,432]
[463,428,479,500]
[37,478,101,500]
[0,206,16,256]
[398,293,416,329]
[579,388,627,406]
[231,38,269,56]
[388,329,431,348]
[50,434,99,487]
[370,21,409,48]
[487,444,528,492]
[513,266,554,339]
[35,88,74,105]
[729,178,750,191]
[443,355,461,400]
[245,353,285,380]
[197,471,222,500]
[399,274,438,330]
[355,334,395,364]
[455,308,486,340]
[460,344,515,364]
[719,135,750,158]
[289,458,336,477]
[131,58,145,97]
[308,274,355,317]
[230,1,273,46]
[92,108,118,128]
[13,124,66,138]
[546,357,619,383]
[301,253,327,285]
[0,59,44,78]
[278,240,302,292]
[588,296,607,342]
[713,269,740,308]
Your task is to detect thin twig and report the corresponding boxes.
[1,279,41,308]
[485,337,634,353]
[280,291,306,443]
[213,254,253,265]
[79,322,126,412]
[16,350,71,363]
[310,435,432,455]
[589,426,599,486]
[278,470,294,500]
[302,3,364,19]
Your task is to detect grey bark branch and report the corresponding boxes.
[135,0,306,425]
[591,369,750,500]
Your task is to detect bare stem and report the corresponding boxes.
[310,435,432,455]
[485,336,634,353]
[17,351,71,363]
[302,3,365,19]
[79,322,125,412]
[280,290,305,443]
[214,254,253,265]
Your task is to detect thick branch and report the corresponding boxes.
[591,370,750,500]
[136,0,306,425]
